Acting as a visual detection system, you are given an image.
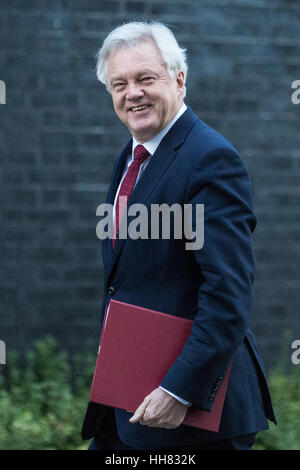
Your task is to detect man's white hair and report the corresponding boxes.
[95,21,188,97]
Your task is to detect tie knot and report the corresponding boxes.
[134,144,150,163]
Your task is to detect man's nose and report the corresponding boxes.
[126,83,144,100]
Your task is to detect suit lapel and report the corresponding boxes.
[105,139,133,206]
[102,140,132,272]
[104,107,198,280]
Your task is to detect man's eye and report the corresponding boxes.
[141,77,154,82]
[113,83,126,91]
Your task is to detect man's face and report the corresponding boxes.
[106,41,185,143]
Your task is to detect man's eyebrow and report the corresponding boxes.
[110,75,126,85]
[110,69,159,84]
[137,69,158,77]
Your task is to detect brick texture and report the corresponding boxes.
[1,0,300,370]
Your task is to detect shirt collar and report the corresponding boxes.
[132,103,187,157]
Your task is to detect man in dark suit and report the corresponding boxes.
[81,21,276,450]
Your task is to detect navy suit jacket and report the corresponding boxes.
[82,107,276,448]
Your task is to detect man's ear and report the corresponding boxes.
[176,70,185,96]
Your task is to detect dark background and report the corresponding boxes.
[0,0,299,370]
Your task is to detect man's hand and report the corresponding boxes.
[129,387,188,429]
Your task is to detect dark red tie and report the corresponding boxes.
[113,144,150,249]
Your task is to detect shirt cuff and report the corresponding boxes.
[159,386,191,406]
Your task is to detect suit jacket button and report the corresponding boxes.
[107,286,116,296]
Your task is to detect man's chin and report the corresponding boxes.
[130,124,158,143]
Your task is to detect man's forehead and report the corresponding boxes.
[106,41,166,73]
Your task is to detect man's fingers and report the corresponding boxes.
[129,388,189,429]
[129,396,150,423]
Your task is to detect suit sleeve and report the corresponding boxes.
[160,146,257,411]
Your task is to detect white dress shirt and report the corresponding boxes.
[113,103,187,223]
[113,103,191,406]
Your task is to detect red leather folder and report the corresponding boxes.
[90,299,231,432]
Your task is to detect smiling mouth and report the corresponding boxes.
[129,104,152,113]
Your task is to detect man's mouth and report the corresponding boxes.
[129,104,152,113]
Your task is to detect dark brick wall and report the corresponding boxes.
[1,0,299,370]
